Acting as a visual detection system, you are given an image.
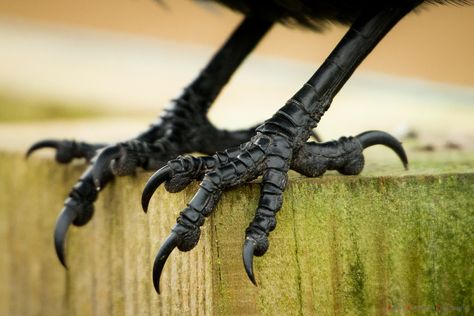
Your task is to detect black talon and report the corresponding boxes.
[54,207,78,268]
[356,130,409,170]
[26,140,60,158]
[152,232,179,294]
[91,145,122,189]
[141,166,172,213]
[243,238,258,286]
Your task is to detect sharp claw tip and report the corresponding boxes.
[25,147,33,158]
[152,269,164,295]
[243,238,258,286]
[59,257,68,269]
[153,277,161,295]
[54,208,76,270]
[141,201,149,213]
[141,193,150,213]
[152,232,179,294]
[55,239,68,268]
[55,241,69,269]
[141,166,171,214]
[25,146,39,159]
[248,272,258,286]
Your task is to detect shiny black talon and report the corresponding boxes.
[26,139,104,163]
[142,166,172,213]
[153,232,179,294]
[243,238,258,286]
[54,207,77,268]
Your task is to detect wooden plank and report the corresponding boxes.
[1,152,473,315]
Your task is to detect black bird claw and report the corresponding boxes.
[52,167,99,267]
[152,232,179,294]
[54,207,78,268]
[243,238,258,286]
[141,154,215,213]
[26,140,61,157]
[26,139,79,164]
[26,139,104,163]
[141,165,172,213]
[91,145,123,189]
[356,130,408,170]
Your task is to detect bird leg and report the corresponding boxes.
[144,4,418,292]
[27,16,273,267]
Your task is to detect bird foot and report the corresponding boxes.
[26,107,257,267]
[142,130,407,293]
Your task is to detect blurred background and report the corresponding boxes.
[0,0,473,153]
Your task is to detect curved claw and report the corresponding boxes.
[26,140,60,158]
[141,166,172,213]
[356,130,408,170]
[91,145,122,189]
[152,232,179,294]
[243,238,258,286]
[54,207,78,268]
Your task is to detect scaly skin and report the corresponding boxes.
[142,4,416,293]
[143,130,407,292]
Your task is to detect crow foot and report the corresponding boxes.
[27,107,257,267]
[142,130,407,293]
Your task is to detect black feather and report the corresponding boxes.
[197,0,473,30]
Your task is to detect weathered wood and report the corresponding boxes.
[1,151,473,315]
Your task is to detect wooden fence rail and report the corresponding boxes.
[0,152,472,315]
